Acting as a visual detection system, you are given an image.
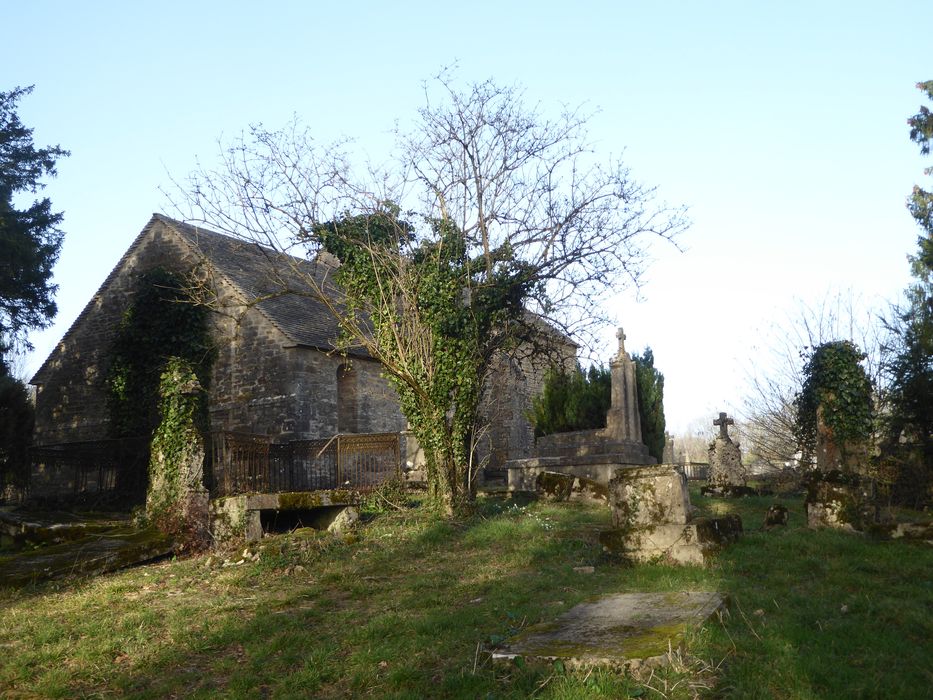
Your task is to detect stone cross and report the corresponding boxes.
[616,327,626,356]
[713,412,734,440]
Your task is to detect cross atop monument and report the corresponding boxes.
[713,412,734,440]
[616,327,627,357]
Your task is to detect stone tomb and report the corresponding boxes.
[505,328,655,491]
[210,490,360,542]
[599,464,742,565]
[492,591,726,672]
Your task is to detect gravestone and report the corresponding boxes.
[662,434,676,464]
[707,412,746,489]
[599,464,742,565]
[492,591,726,673]
[815,406,870,476]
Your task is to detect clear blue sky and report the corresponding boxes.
[5,1,929,433]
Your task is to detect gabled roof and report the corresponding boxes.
[155,215,348,353]
[32,214,353,385]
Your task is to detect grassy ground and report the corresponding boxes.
[1,489,931,699]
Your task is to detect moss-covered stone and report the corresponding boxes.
[0,526,173,587]
[536,471,574,501]
[491,591,726,671]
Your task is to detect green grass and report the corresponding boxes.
[1,490,931,699]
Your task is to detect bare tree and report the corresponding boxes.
[737,291,884,470]
[170,74,688,515]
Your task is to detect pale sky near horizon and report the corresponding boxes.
[4,1,929,434]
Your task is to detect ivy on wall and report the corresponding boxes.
[106,268,214,440]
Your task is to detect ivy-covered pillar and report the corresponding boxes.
[146,358,210,546]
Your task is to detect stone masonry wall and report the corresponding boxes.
[33,218,407,449]
[32,220,199,444]
[477,340,577,471]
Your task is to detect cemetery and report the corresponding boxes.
[3,314,932,697]
[1,32,932,699]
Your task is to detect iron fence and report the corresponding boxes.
[210,431,400,498]
[28,438,149,503]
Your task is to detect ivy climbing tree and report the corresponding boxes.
[146,357,210,542]
[793,340,873,472]
[173,74,687,516]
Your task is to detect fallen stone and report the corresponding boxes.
[492,591,726,672]
[891,521,933,543]
[0,526,173,587]
[763,504,789,529]
[327,506,359,535]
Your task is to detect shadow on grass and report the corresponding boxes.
[89,497,711,699]
[5,493,933,699]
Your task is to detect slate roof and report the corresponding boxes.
[155,215,351,353]
[31,214,355,385]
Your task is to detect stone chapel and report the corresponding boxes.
[29,214,568,489]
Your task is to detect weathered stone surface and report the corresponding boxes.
[0,526,173,587]
[570,476,609,503]
[708,436,746,489]
[492,591,726,671]
[804,472,875,531]
[600,515,742,565]
[890,521,933,543]
[326,506,359,534]
[536,471,575,501]
[609,465,691,529]
[602,465,742,565]
[604,328,642,444]
[210,490,360,543]
[0,508,130,547]
[815,405,870,476]
[763,504,789,529]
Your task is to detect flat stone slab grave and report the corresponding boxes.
[492,591,726,671]
[0,526,173,587]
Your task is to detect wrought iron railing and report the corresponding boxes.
[28,438,149,503]
[210,431,400,498]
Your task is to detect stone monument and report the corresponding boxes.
[604,328,642,443]
[599,464,742,565]
[706,412,746,490]
[504,327,655,491]
[662,434,676,465]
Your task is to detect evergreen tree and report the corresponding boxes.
[529,364,610,437]
[0,86,69,358]
[0,359,34,490]
[633,347,666,462]
[881,81,933,502]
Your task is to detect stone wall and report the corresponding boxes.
[32,218,406,449]
[476,341,576,471]
[33,221,198,444]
